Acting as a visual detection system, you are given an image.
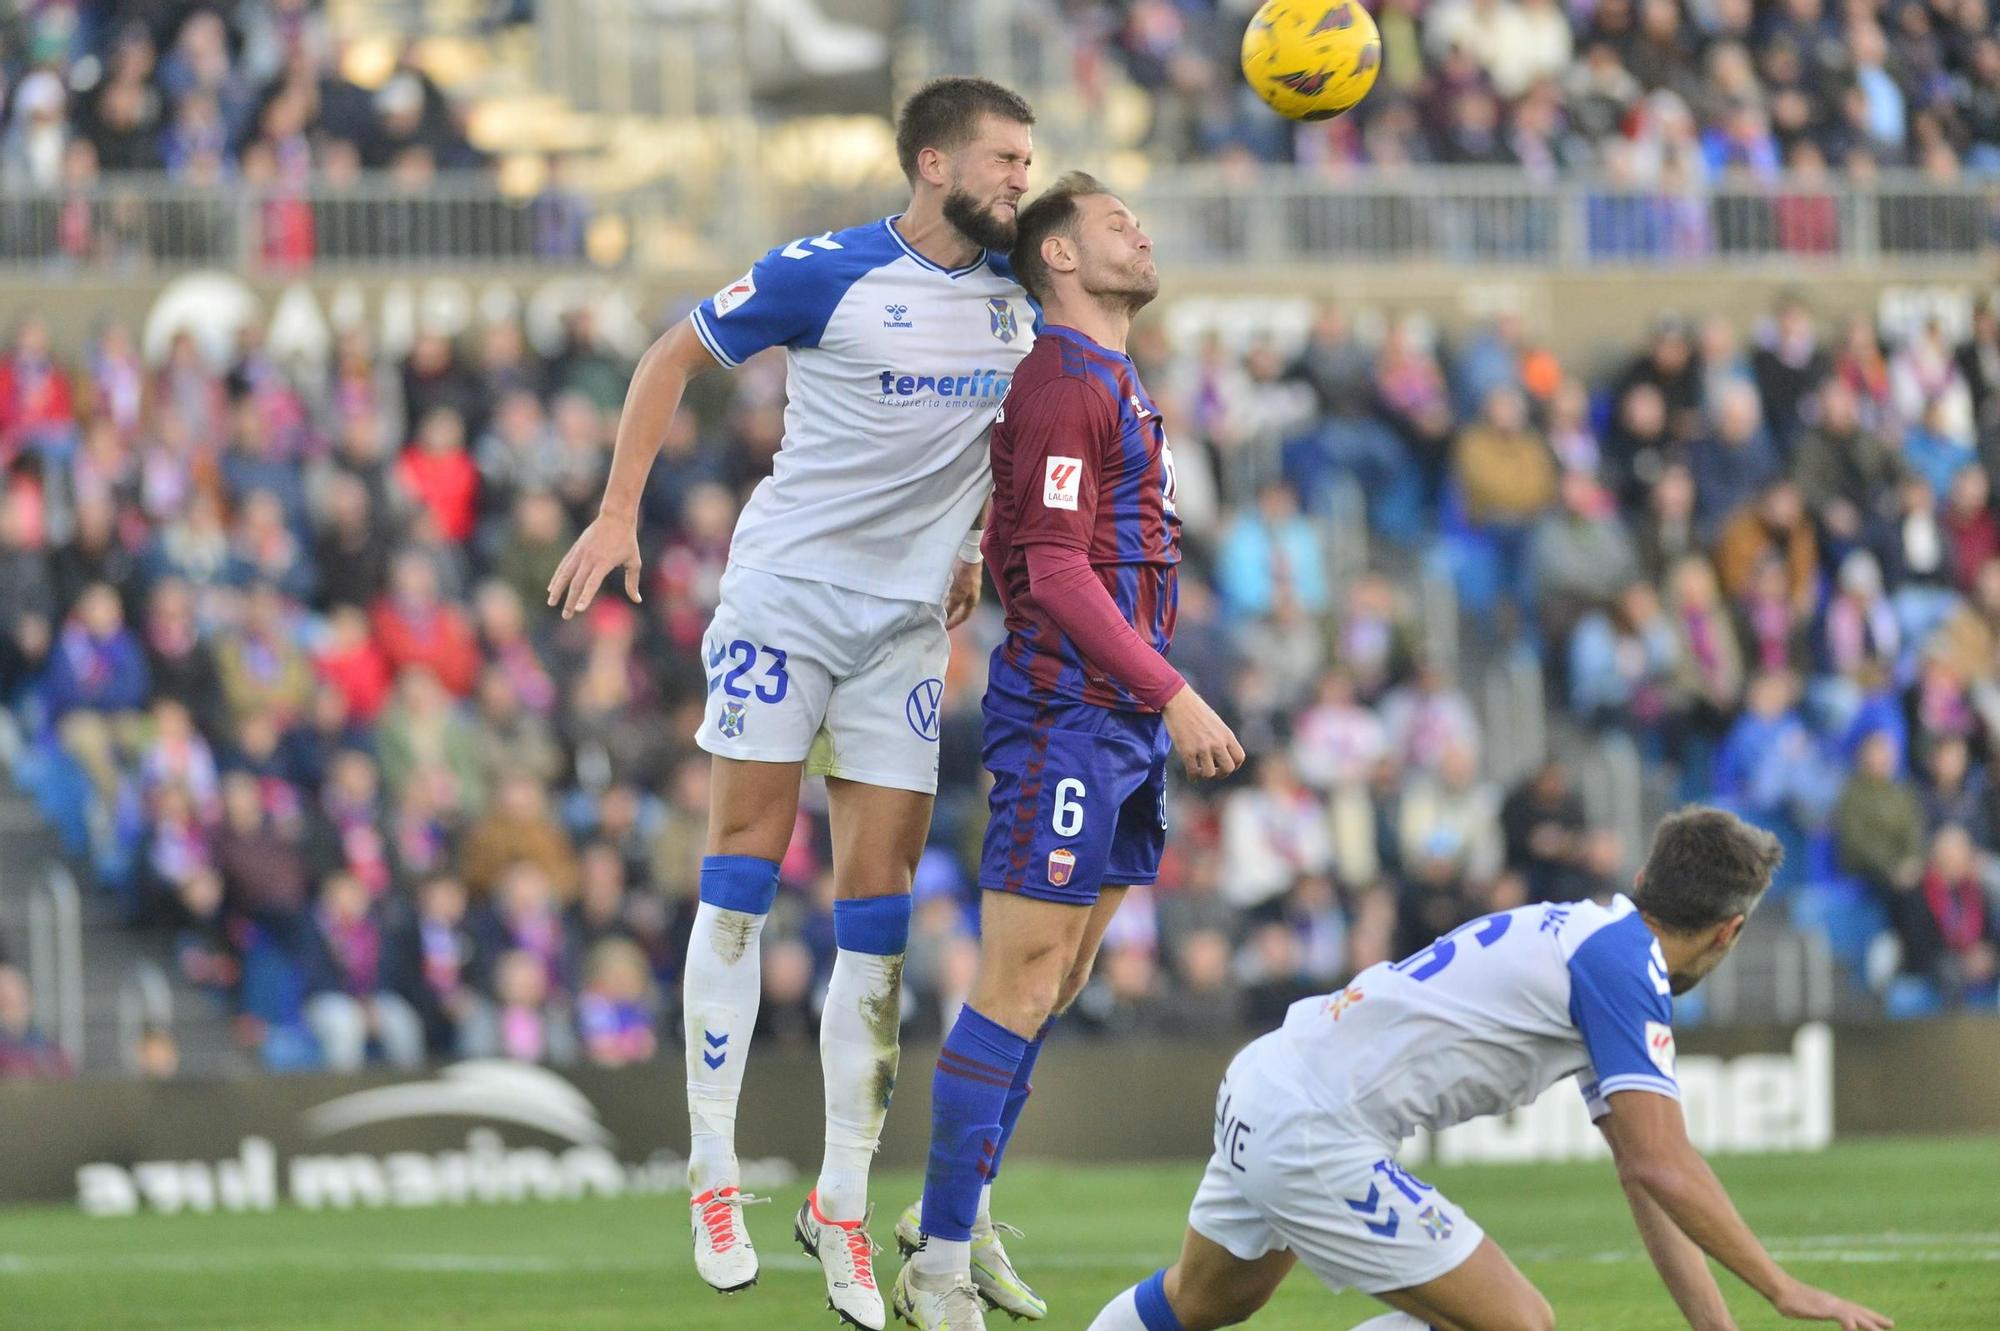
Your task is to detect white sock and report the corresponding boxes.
[1348,1315,1432,1330]
[912,1236,971,1279]
[683,901,768,1195]
[1086,1284,1148,1331]
[815,948,904,1221]
[975,1181,992,1229]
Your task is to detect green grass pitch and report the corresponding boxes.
[1,1135,1993,1329]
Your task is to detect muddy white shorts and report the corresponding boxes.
[1188,1034,1486,1296]
[694,563,950,794]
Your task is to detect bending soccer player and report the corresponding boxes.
[546,78,1040,1331]
[1088,807,1893,1331]
[893,174,1244,1331]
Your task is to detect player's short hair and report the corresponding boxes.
[1010,171,1113,304]
[894,77,1036,185]
[1632,806,1782,932]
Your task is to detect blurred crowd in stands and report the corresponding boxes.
[1082,0,2000,181]
[2,279,1998,1079]
[0,1,482,190]
[6,0,1999,194]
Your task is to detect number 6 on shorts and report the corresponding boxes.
[1052,778,1087,836]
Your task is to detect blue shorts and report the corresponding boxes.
[977,666,1171,906]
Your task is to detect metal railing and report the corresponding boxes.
[0,177,627,274]
[27,864,84,1068]
[0,170,1990,276]
[1479,651,1547,792]
[117,960,175,1075]
[1139,169,1998,271]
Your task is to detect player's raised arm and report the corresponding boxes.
[547,319,718,618]
[1601,1090,1891,1330]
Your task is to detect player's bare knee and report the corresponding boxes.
[1054,952,1097,1013]
[705,795,793,860]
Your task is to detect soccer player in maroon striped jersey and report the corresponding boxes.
[892,173,1243,1331]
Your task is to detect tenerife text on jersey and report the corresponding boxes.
[874,369,1015,404]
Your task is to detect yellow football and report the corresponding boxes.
[1240,0,1384,121]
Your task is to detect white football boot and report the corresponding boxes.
[891,1259,988,1331]
[690,1185,762,1294]
[795,1190,887,1330]
[895,1201,1046,1321]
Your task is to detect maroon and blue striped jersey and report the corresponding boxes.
[984,324,1181,711]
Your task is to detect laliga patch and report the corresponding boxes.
[1046,847,1076,887]
[1644,1021,1676,1078]
[1044,456,1082,511]
[712,271,756,317]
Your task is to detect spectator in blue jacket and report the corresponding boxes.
[1215,482,1328,619]
[40,582,150,804]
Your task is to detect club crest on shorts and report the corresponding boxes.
[988,297,1019,343]
[718,700,747,739]
[1046,847,1076,886]
[1418,1204,1453,1241]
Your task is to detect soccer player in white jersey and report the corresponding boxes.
[546,77,1039,1331]
[1088,808,1893,1331]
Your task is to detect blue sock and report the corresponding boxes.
[988,1015,1053,1185]
[697,854,780,913]
[920,1005,1029,1244]
[831,895,912,956]
[1135,1268,1185,1331]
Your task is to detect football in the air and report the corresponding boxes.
[1240,0,1383,121]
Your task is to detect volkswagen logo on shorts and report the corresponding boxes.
[905,678,944,741]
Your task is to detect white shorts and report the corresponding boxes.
[694,564,949,795]
[1188,1034,1485,1296]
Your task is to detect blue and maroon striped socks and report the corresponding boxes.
[913,1004,1030,1276]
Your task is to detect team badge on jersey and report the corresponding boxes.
[718,700,747,739]
[1044,456,1082,511]
[1418,1204,1454,1241]
[1047,847,1076,886]
[713,272,756,317]
[1644,1020,1676,1077]
[988,297,1019,343]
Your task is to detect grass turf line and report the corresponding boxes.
[0,1135,1993,1329]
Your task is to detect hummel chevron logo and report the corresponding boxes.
[702,1030,729,1069]
[782,232,844,259]
[1344,1182,1402,1237]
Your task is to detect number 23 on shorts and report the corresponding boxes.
[707,638,790,703]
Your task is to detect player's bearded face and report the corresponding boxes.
[943,180,1019,250]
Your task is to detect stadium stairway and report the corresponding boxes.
[0,782,240,1078]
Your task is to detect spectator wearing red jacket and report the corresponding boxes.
[371,551,479,696]
[318,605,395,722]
[0,319,76,452]
[397,407,479,545]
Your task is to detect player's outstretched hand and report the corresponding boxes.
[1773,1279,1893,1330]
[1162,685,1245,780]
[943,557,982,630]
[547,513,643,620]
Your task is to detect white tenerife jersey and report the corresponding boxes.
[690,215,1035,604]
[1273,894,1680,1147]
